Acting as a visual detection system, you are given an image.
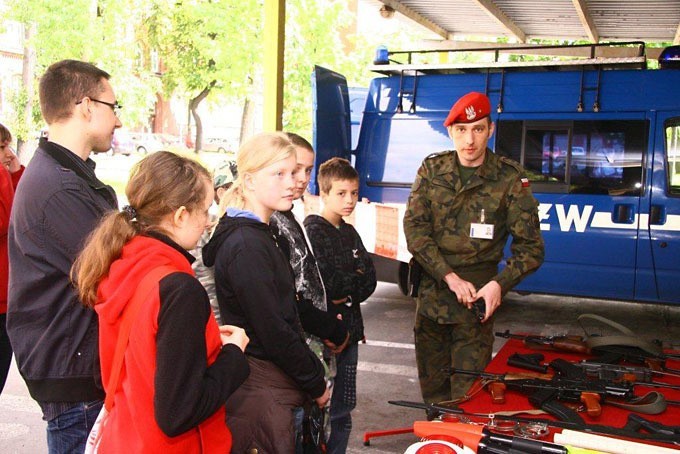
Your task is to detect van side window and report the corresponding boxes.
[667,121,680,195]
[496,120,645,196]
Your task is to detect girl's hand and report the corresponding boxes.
[219,324,249,352]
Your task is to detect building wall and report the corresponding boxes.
[0,18,24,123]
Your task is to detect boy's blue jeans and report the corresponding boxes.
[46,399,102,454]
[327,342,358,454]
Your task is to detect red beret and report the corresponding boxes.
[443,92,491,127]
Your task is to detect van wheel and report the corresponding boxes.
[218,147,226,153]
[397,261,410,296]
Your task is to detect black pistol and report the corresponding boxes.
[472,298,486,322]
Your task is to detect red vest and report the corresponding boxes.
[96,237,230,453]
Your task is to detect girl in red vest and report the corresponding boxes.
[73,151,250,453]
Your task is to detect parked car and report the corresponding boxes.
[202,138,233,153]
[131,133,164,154]
[157,133,183,148]
[110,130,134,156]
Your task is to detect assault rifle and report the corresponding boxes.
[576,361,680,389]
[496,330,680,374]
[449,367,636,418]
[495,330,589,354]
[588,344,680,374]
[507,354,680,392]
[390,400,680,445]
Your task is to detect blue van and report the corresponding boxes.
[311,42,680,305]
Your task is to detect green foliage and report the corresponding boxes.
[283,0,354,135]
[147,0,262,103]
[4,0,161,134]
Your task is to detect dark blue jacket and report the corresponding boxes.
[7,139,117,403]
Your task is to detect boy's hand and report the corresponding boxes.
[332,297,348,305]
[323,333,349,354]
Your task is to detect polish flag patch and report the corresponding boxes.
[521,177,530,187]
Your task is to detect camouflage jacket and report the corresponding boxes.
[404,149,544,320]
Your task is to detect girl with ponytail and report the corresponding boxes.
[73,151,249,453]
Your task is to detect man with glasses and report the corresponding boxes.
[7,60,120,453]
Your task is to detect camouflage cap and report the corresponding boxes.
[443,91,491,127]
[213,160,238,189]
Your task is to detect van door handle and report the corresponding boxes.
[613,204,635,223]
[649,204,666,225]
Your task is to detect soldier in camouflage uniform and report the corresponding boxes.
[403,92,544,404]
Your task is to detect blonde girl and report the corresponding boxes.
[203,132,330,453]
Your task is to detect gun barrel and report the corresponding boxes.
[449,368,502,380]
[578,361,680,380]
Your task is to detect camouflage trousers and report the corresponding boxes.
[414,312,494,404]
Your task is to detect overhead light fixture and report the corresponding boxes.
[379,5,395,19]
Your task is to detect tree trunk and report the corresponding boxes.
[188,81,215,153]
[239,97,254,147]
[18,22,36,160]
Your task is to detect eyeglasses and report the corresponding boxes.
[76,97,123,117]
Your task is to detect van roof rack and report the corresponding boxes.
[369,41,649,75]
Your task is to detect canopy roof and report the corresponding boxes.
[376,0,680,44]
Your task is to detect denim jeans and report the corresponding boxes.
[46,399,103,454]
[293,405,304,454]
[327,343,358,454]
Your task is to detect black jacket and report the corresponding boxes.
[303,215,377,344]
[7,140,117,403]
[203,213,326,399]
[269,209,347,346]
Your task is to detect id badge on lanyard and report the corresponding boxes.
[470,208,494,240]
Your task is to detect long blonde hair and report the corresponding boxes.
[219,132,296,214]
[73,151,211,308]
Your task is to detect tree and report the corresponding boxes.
[283,0,356,136]
[4,0,160,153]
[147,0,262,152]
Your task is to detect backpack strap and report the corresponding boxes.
[104,265,177,411]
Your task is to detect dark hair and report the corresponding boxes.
[0,123,11,143]
[317,157,358,194]
[39,60,111,124]
[73,151,211,307]
[285,132,313,153]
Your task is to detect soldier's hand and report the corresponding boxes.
[443,272,477,307]
[476,281,502,322]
